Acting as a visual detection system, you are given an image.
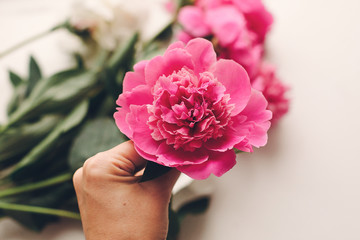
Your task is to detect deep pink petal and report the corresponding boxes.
[211,59,251,115]
[123,60,148,92]
[145,48,194,86]
[114,86,153,138]
[240,89,272,122]
[126,105,160,155]
[116,85,153,111]
[185,38,217,75]
[205,128,246,152]
[176,150,236,180]
[156,143,209,167]
[114,108,132,138]
[134,144,158,161]
[206,6,246,46]
[178,6,211,37]
[166,41,185,51]
[176,31,193,43]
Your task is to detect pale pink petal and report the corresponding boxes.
[211,59,251,115]
[177,150,236,179]
[178,6,211,37]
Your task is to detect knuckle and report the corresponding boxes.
[82,152,108,182]
[72,168,83,189]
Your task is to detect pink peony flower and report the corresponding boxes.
[252,63,290,124]
[177,0,273,77]
[114,38,272,179]
[195,0,274,43]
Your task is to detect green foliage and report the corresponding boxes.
[0,8,209,238]
[68,117,127,171]
[8,100,89,182]
[9,71,24,87]
[26,56,42,97]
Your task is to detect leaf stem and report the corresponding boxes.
[0,201,81,220]
[0,173,73,198]
[0,23,64,59]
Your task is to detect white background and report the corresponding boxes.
[1,0,360,239]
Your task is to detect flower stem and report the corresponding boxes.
[0,23,65,59]
[0,201,81,220]
[0,173,72,198]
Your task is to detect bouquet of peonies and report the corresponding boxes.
[0,0,289,238]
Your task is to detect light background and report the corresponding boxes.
[1,0,360,239]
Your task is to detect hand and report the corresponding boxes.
[73,141,180,240]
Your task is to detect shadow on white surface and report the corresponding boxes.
[0,218,84,240]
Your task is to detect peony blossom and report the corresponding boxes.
[114,38,272,179]
[252,63,290,124]
[177,0,273,77]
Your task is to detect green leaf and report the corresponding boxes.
[8,71,24,87]
[25,56,42,97]
[177,197,210,223]
[0,115,61,167]
[107,33,138,73]
[8,100,89,181]
[3,69,98,129]
[68,117,127,171]
[1,183,75,231]
[140,161,172,182]
[6,83,27,115]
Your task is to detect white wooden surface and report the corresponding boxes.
[1,0,360,239]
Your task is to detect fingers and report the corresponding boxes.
[109,141,147,173]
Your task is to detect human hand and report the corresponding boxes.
[73,141,180,240]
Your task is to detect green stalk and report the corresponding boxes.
[0,23,65,59]
[0,201,80,220]
[0,173,72,198]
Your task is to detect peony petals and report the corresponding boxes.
[114,38,273,179]
[156,143,209,167]
[116,85,153,111]
[178,6,211,37]
[185,38,217,75]
[127,105,160,155]
[240,89,272,122]
[205,128,246,152]
[145,49,194,86]
[206,6,245,46]
[212,59,251,115]
[177,150,236,179]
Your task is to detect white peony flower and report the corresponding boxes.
[69,0,172,50]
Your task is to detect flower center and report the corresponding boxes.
[148,68,234,151]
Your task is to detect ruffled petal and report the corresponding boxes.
[211,59,251,115]
[185,38,217,75]
[178,6,211,37]
[145,49,194,86]
[177,150,236,180]
[156,143,209,167]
